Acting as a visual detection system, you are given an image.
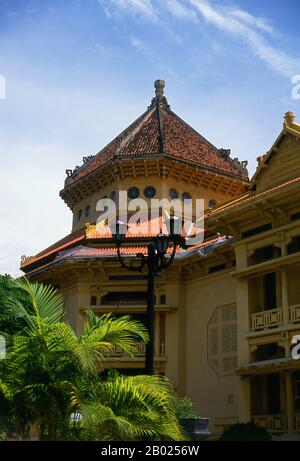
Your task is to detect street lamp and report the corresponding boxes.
[111,216,184,374]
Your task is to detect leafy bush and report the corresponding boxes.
[0,279,182,441]
[0,274,31,336]
[173,397,199,419]
[220,422,272,441]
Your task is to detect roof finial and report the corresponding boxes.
[148,79,170,110]
[154,79,165,99]
[284,111,296,126]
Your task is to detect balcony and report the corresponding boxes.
[250,308,283,331]
[111,342,146,357]
[109,342,166,359]
[253,414,287,433]
[289,304,300,323]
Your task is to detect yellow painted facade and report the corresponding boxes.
[21,86,300,438]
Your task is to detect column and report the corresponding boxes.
[281,267,289,325]
[155,311,160,357]
[236,276,251,422]
[238,376,251,423]
[285,371,294,432]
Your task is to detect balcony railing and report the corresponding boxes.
[250,308,283,331]
[289,304,300,323]
[253,414,287,433]
[294,414,300,431]
[109,342,166,358]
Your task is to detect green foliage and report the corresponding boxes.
[0,278,181,441]
[173,397,199,419]
[219,422,272,441]
[0,274,31,336]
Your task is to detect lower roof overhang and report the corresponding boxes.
[236,358,300,376]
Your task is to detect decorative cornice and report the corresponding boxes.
[20,255,35,267]
[85,223,96,238]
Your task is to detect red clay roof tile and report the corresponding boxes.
[65,102,248,188]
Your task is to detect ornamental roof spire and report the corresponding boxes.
[155,79,165,98]
[284,111,296,126]
[149,79,170,109]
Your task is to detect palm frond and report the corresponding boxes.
[10,278,64,328]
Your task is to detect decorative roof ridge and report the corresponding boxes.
[79,81,170,173]
[157,99,165,153]
[66,107,153,183]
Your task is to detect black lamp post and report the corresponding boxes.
[111,216,184,374]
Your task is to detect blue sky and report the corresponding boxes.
[0,0,299,275]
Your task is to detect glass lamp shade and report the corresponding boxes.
[112,220,127,244]
[169,215,182,237]
[156,234,169,254]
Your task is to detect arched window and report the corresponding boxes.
[90,296,97,306]
[77,209,83,221]
[85,205,90,217]
[160,294,166,304]
[182,192,192,200]
[169,188,178,200]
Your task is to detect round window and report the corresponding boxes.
[208,199,217,208]
[144,186,156,198]
[127,187,140,199]
[169,188,178,200]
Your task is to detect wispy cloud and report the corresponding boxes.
[102,0,158,20]
[129,35,178,79]
[102,0,300,79]
[188,0,300,78]
[130,36,151,54]
[164,0,198,22]
[91,42,119,58]
[230,9,275,36]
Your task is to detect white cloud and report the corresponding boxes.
[188,0,300,78]
[230,9,274,36]
[164,0,198,21]
[102,0,157,20]
[130,36,150,54]
[100,0,300,79]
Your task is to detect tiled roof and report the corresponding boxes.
[86,216,201,239]
[22,234,232,276]
[20,228,86,268]
[57,238,221,260]
[64,83,248,187]
[57,245,149,258]
[20,216,208,271]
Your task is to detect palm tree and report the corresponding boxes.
[0,279,181,441]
